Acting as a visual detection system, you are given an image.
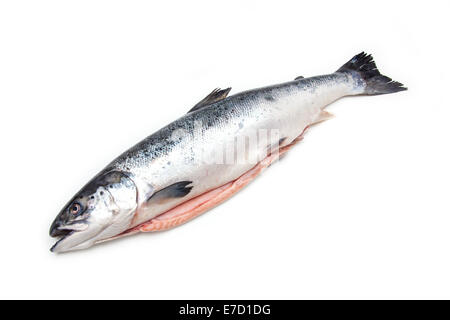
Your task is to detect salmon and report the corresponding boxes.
[49,52,406,252]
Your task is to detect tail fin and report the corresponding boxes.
[337,52,407,95]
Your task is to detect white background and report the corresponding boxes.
[0,0,449,299]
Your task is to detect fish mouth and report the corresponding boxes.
[50,220,88,237]
[49,221,90,253]
[49,225,72,238]
[50,230,75,252]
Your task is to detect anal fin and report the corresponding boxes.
[312,110,334,125]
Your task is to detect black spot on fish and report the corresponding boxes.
[264,95,275,101]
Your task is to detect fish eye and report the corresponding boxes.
[69,203,82,215]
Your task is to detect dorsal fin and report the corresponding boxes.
[188,87,231,113]
[294,76,304,80]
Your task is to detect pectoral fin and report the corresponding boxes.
[146,181,193,203]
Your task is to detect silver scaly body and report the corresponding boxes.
[115,72,360,227]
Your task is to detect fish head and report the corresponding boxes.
[49,170,138,253]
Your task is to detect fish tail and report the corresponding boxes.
[337,52,407,95]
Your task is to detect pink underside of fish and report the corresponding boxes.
[104,126,310,243]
